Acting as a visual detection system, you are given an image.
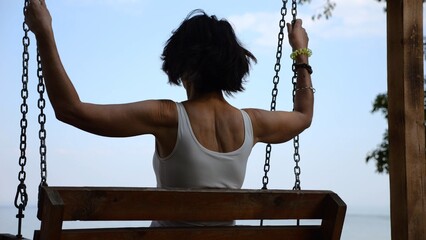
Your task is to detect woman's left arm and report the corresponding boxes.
[24,0,177,137]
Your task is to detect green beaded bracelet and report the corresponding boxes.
[290,48,312,60]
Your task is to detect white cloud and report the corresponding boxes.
[228,12,285,48]
[66,0,139,5]
[227,0,387,50]
[304,0,386,39]
[64,0,145,15]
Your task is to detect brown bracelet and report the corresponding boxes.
[293,63,313,74]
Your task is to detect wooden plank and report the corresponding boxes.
[41,187,338,221]
[37,188,65,240]
[0,234,30,240]
[56,226,322,240]
[320,193,346,240]
[36,187,346,240]
[386,0,426,239]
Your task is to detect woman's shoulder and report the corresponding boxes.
[141,99,178,126]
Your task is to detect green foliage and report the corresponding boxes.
[365,0,425,174]
[366,130,389,173]
[298,0,336,20]
[366,93,389,174]
[301,0,425,174]
[367,90,426,174]
[301,0,426,20]
[371,93,388,119]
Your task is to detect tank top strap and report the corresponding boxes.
[175,102,193,137]
[240,109,254,147]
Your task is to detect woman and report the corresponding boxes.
[25,0,313,227]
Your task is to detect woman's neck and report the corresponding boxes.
[186,90,225,102]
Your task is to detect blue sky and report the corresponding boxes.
[1,0,395,217]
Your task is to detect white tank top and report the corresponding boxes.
[151,102,253,227]
[152,102,254,189]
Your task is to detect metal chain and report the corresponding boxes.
[14,0,30,237]
[291,0,301,191]
[37,50,48,187]
[292,0,298,21]
[262,0,288,190]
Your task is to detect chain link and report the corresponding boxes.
[292,0,298,22]
[262,0,301,191]
[14,0,30,237]
[291,0,301,191]
[262,0,288,190]
[36,49,49,219]
[37,50,48,187]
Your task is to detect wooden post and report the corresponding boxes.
[387,0,426,239]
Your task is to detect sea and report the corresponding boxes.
[0,206,390,239]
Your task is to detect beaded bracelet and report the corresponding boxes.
[290,48,312,60]
[295,86,316,93]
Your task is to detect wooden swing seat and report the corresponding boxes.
[33,186,346,240]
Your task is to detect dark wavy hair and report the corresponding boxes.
[161,9,257,95]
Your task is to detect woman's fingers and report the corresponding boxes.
[25,0,52,36]
[288,19,302,33]
[287,19,308,50]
